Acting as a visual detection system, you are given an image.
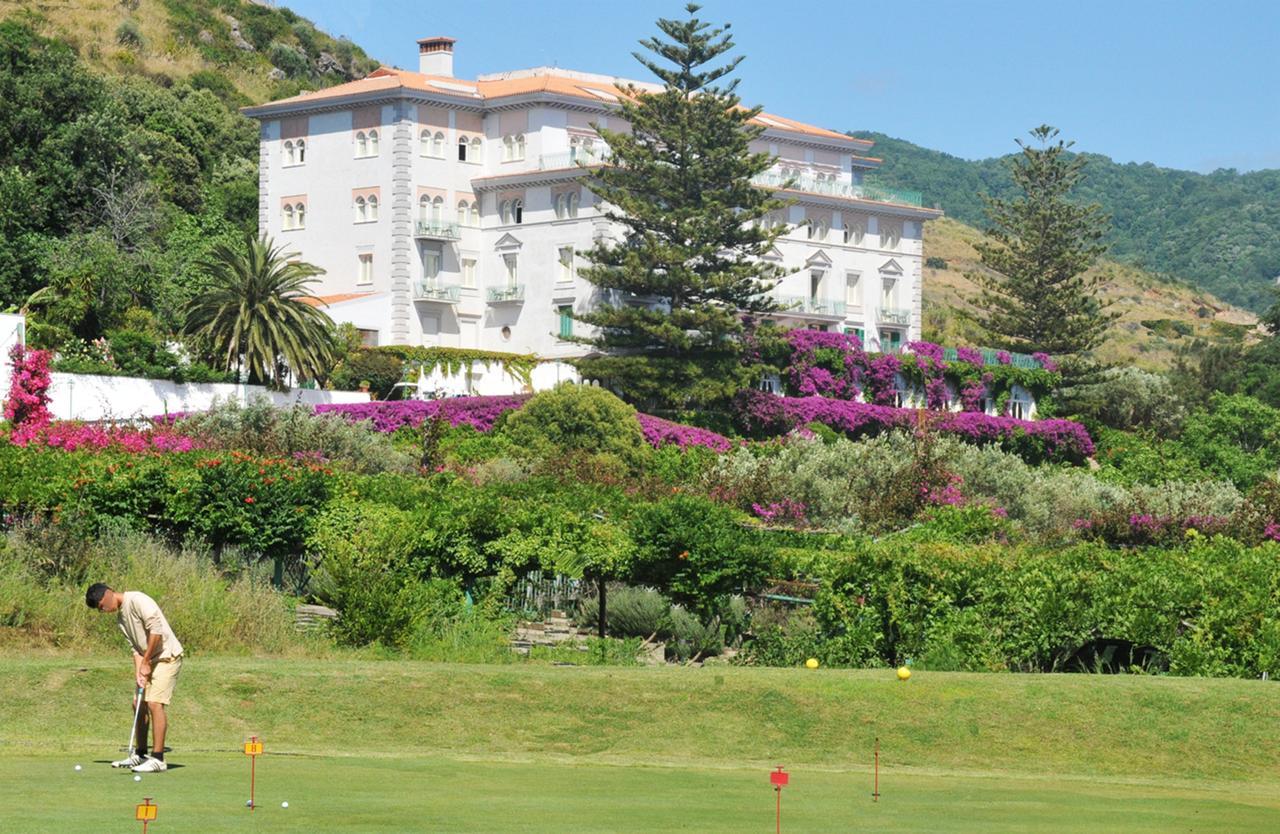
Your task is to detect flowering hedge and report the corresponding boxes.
[637,414,736,453]
[315,396,530,433]
[736,391,1094,464]
[4,345,53,444]
[773,332,1060,415]
[17,421,201,453]
[317,396,736,453]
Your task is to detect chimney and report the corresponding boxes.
[418,37,455,77]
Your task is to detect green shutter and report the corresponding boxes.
[559,306,573,339]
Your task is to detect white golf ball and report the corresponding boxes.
[245,800,253,807]
[74,765,82,771]
[134,775,142,782]
[281,802,289,808]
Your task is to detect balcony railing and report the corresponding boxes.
[412,282,461,303]
[751,171,924,208]
[878,307,911,326]
[775,295,847,318]
[413,220,461,240]
[537,150,610,171]
[942,347,1043,369]
[486,284,525,303]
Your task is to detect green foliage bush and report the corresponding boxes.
[330,350,403,398]
[629,494,770,614]
[576,585,670,638]
[174,398,417,474]
[501,383,645,465]
[115,20,144,51]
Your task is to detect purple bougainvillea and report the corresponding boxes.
[996,351,1012,366]
[316,396,530,433]
[954,346,985,367]
[1032,352,1059,372]
[637,413,736,452]
[735,392,1093,464]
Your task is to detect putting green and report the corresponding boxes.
[4,656,1279,831]
[7,753,1280,833]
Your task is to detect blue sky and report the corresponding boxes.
[283,0,1280,173]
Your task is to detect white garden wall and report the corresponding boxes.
[46,373,370,422]
[0,313,24,400]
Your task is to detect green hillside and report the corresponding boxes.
[855,131,1280,313]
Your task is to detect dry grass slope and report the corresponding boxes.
[922,217,1258,369]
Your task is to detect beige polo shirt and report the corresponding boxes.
[117,591,184,661]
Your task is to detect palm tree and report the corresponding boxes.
[184,234,335,387]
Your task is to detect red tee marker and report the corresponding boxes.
[771,766,789,833]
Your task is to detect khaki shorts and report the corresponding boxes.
[144,656,182,705]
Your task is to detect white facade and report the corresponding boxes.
[245,39,942,361]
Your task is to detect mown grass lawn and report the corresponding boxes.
[3,656,1278,832]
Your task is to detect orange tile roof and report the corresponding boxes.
[248,66,869,146]
[298,292,379,308]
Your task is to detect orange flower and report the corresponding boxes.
[678,550,689,560]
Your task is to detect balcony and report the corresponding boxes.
[751,171,924,208]
[775,295,847,319]
[537,150,610,171]
[942,347,1043,369]
[412,282,461,304]
[878,307,911,326]
[486,284,525,304]
[413,220,461,241]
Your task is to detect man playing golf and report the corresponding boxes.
[85,583,184,773]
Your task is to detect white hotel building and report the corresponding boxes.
[243,37,942,372]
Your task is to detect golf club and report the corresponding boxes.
[125,684,145,763]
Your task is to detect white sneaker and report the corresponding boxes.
[112,753,145,768]
[132,756,168,773]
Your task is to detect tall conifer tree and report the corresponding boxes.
[573,4,785,410]
[970,125,1115,356]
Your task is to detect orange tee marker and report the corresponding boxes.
[135,797,157,833]
[243,736,264,810]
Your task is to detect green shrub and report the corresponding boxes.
[662,605,725,661]
[1177,393,1280,488]
[174,398,417,474]
[331,350,404,399]
[267,41,310,78]
[576,584,670,638]
[736,608,822,667]
[501,383,645,466]
[115,20,144,51]
[629,494,770,615]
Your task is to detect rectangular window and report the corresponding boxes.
[357,253,373,285]
[809,269,824,301]
[423,249,441,284]
[357,328,379,348]
[503,254,518,287]
[558,247,575,283]
[845,272,861,307]
[558,305,573,339]
[461,258,477,289]
[879,329,903,354]
[881,277,896,309]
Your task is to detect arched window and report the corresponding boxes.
[431,196,443,223]
[512,198,523,224]
[567,192,580,218]
[555,193,567,220]
[470,203,480,226]
[500,200,511,225]
[502,136,514,162]
[283,140,294,165]
[431,131,443,158]
[294,203,305,228]
[458,137,468,162]
[419,194,430,220]
[470,136,481,160]
[515,134,526,160]
[296,139,305,163]
[354,196,367,222]
[368,129,379,155]
[368,195,379,221]
[844,219,865,245]
[569,136,581,163]
[457,200,469,226]
[582,138,596,161]
[420,129,430,155]
[355,131,367,157]
[815,220,829,241]
[283,204,295,229]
